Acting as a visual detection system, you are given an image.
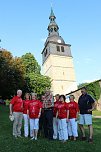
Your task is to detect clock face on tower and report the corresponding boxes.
[57,39,61,43]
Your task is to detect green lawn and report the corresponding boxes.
[0,105,101,152]
[93,110,101,116]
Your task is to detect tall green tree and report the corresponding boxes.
[21,53,51,97]
[21,53,41,74]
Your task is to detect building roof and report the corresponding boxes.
[66,79,101,96]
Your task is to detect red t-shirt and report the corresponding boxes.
[28,100,42,119]
[23,100,30,114]
[68,101,79,119]
[10,96,23,112]
[53,100,60,117]
[57,102,69,119]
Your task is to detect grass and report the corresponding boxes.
[93,110,101,116]
[0,105,101,152]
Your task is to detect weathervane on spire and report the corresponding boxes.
[51,1,53,8]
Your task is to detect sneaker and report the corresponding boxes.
[30,137,34,140]
[34,137,37,140]
[25,136,28,138]
[88,138,93,143]
[73,137,77,141]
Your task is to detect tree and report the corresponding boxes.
[0,50,51,99]
[78,81,101,101]
[21,53,51,97]
[0,49,25,98]
[24,73,51,97]
[21,53,41,74]
[78,82,88,89]
[86,81,101,101]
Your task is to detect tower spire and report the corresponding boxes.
[48,8,59,36]
[49,7,55,19]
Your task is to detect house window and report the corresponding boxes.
[56,46,60,52]
[61,46,64,52]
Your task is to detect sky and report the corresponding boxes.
[0,0,101,84]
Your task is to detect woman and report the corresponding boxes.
[23,93,30,137]
[56,95,69,142]
[68,95,79,141]
[27,93,42,140]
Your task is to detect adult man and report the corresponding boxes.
[78,87,96,143]
[43,89,54,140]
[9,90,23,138]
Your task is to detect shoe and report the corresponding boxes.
[88,138,93,143]
[81,137,87,141]
[30,137,34,140]
[34,137,37,140]
[73,137,77,141]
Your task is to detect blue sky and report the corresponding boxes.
[0,0,101,84]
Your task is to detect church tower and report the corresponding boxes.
[42,8,77,95]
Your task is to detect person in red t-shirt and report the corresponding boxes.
[68,95,79,141]
[56,95,69,142]
[53,94,60,139]
[23,93,30,137]
[28,93,42,140]
[9,89,23,138]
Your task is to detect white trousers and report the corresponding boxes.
[23,114,29,137]
[68,118,78,137]
[53,117,58,139]
[30,118,39,137]
[58,118,68,141]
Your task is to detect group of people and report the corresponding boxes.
[9,87,96,143]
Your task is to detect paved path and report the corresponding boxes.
[93,115,101,118]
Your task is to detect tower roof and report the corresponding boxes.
[49,7,56,19]
[45,8,65,45]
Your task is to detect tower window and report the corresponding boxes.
[44,49,48,57]
[61,46,64,52]
[56,46,60,52]
[54,27,57,32]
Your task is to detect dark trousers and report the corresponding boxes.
[43,109,53,139]
[39,111,44,131]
